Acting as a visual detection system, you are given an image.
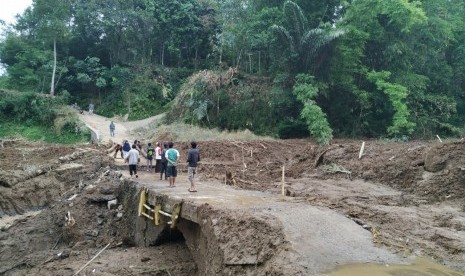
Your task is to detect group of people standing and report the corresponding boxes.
[113,139,200,192]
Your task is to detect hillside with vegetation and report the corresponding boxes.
[1,0,465,143]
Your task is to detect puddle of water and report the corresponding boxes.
[325,258,465,276]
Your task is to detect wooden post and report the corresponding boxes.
[359,141,365,159]
[281,166,285,196]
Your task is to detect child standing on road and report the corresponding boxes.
[146,143,154,171]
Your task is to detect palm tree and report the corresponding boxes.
[272,1,344,73]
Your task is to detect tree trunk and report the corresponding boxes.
[50,39,57,96]
[161,44,165,66]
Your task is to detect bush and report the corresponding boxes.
[0,90,89,143]
[278,120,310,139]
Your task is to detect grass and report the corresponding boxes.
[0,122,89,144]
[136,121,273,142]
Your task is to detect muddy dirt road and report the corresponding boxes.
[1,118,465,275]
[77,111,163,144]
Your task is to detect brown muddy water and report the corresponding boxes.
[326,258,465,276]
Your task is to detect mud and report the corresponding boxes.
[0,141,196,275]
[1,138,465,275]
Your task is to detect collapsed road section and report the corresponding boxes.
[119,175,403,275]
[2,139,465,275]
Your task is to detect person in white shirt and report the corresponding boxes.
[125,144,140,178]
[155,142,162,173]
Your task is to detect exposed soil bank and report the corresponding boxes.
[0,140,196,275]
[1,138,465,275]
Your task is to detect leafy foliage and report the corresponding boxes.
[271,1,345,73]
[0,90,89,143]
[2,0,465,140]
[293,74,332,144]
[367,71,415,136]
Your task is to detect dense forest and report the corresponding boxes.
[1,0,465,143]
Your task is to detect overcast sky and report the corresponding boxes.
[0,0,32,74]
[0,0,32,25]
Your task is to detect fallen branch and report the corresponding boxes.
[314,147,333,168]
[73,242,111,275]
[235,177,258,186]
[136,269,171,276]
[229,141,244,149]
[322,163,352,175]
[52,233,63,249]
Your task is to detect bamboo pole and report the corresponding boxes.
[73,242,111,275]
[281,166,285,196]
[359,141,365,159]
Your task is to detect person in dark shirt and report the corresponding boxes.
[160,143,168,180]
[187,141,200,192]
[122,140,131,161]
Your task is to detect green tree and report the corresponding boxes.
[271,1,344,74]
[31,0,72,96]
[367,71,415,136]
[293,74,332,144]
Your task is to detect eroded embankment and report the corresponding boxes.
[120,175,406,276]
[0,141,196,275]
[118,179,294,275]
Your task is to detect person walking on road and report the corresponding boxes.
[109,121,115,137]
[165,142,179,188]
[187,141,200,192]
[125,144,140,178]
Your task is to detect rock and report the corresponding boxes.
[100,186,116,195]
[56,163,84,173]
[141,257,151,262]
[117,212,123,218]
[57,249,70,259]
[424,149,448,172]
[97,218,104,225]
[84,229,99,237]
[1,224,12,231]
[85,184,95,190]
